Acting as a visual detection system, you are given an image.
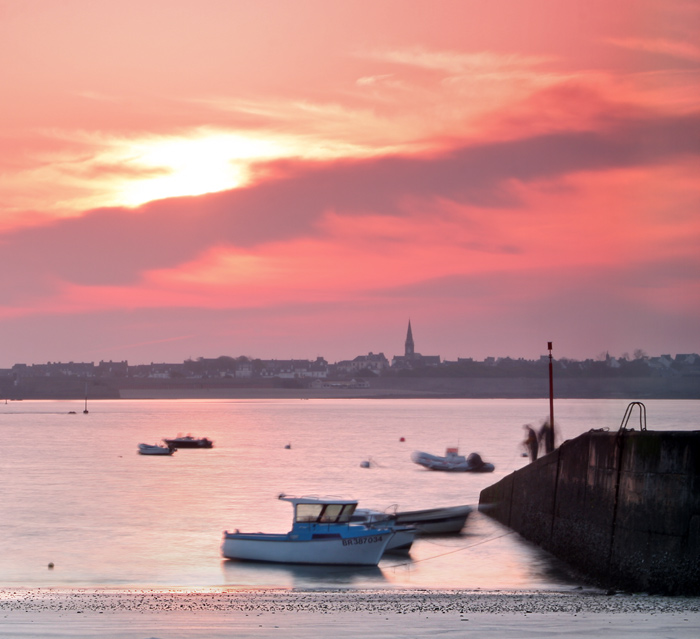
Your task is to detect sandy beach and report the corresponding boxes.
[1,588,699,638]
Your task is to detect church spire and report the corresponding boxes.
[405,320,415,358]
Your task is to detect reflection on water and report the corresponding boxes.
[222,559,387,588]
[1,398,695,590]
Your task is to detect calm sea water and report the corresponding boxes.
[1,398,696,591]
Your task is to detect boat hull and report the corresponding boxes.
[411,450,494,472]
[394,505,473,534]
[384,527,415,554]
[163,438,213,449]
[138,444,174,456]
[222,531,394,565]
[350,510,416,554]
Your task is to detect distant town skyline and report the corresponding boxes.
[5,347,697,379]
[1,2,698,369]
[2,325,695,371]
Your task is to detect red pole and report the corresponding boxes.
[548,341,554,452]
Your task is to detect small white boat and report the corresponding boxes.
[222,494,395,566]
[138,443,175,456]
[393,504,474,534]
[411,447,495,472]
[350,508,416,554]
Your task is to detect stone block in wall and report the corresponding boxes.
[510,451,559,547]
[550,433,609,571]
[478,473,513,526]
[584,434,620,530]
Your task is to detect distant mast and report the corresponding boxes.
[83,383,89,414]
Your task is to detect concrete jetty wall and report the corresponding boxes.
[478,428,700,595]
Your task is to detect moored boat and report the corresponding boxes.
[138,443,175,456]
[163,435,213,449]
[411,447,494,472]
[222,494,395,566]
[393,504,473,534]
[350,508,416,554]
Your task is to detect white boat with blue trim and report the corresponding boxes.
[221,494,396,566]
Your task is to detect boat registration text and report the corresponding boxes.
[342,535,383,546]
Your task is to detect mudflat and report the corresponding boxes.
[1,588,699,638]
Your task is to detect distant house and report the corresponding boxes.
[12,361,95,377]
[605,352,621,369]
[674,354,700,376]
[145,363,185,379]
[355,352,390,372]
[235,361,253,378]
[648,355,677,377]
[260,357,328,379]
[336,352,390,375]
[306,357,329,379]
[97,360,128,377]
[310,378,370,389]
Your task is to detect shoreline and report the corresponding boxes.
[2,588,699,639]
[2,587,700,614]
[6,375,700,401]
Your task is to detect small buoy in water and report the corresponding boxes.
[399,437,405,442]
[284,443,291,449]
[48,562,54,569]
[360,460,371,468]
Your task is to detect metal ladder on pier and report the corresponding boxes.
[618,401,647,431]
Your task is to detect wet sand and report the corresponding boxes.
[1,589,698,638]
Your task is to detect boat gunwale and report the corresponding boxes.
[395,505,473,519]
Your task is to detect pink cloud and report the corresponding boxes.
[607,37,700,63]
[1,110,698,306]
[1,1,699,364]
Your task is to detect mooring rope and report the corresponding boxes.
[383,529,516,570]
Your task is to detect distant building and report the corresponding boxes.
[391,320,441,369]
[259,357,328,379]
[235,360,253,378]
[310,378,370,389]
[335,352,390,375]
[405,321,415,358]
[605,352,621,369]
[147,363,185,379]
[97,360,128,377]
[12,361,95,377]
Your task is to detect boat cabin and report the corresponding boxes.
[278,495,358,525]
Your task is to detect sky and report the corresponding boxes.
[1,0,699,367]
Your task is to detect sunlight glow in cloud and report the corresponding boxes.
[0,0,698,365]
[367,47,553,74]
[114,131,286,206]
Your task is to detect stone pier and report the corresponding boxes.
[479,426,700,594]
